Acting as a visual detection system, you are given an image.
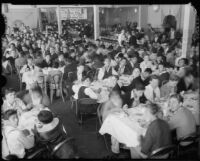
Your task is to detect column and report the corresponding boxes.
[181,4,196,58]
[36,8,42,32]
[138,5,141,29]
[93,5,100,40]
[57,5,62,35]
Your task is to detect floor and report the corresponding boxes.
[3,74,114,158]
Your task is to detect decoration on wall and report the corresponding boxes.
[60,8,87,20]
[134,8,138,13]
[101,8,104,14]
[153,5,160,12]
[13,19,24,27]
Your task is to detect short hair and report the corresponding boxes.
[146,103,161,116]
[117,53,124,59]
[169,93,184,103]
[38,110,54,124]
[150,75,159,81]
[4,109,17,120]
[144,68,152,74]
[4,88,15,96]
[180,58,189,65]
[135,83,145,91]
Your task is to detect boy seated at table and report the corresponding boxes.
[2,109,35,159]
[160,74,179,98]
[98,56,118,80]
[144,75,161,102]
[130,103,172,159]
[18,86,50,132]
[72,71,99,100]
[166,94,196,146]
[130,83,147,107]
[32,110,77,158]
[2,88,28,116]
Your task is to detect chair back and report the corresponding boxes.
[51,137,75,158]
[78,98,98,105]
[97,103,103,125]
[50,72,63,89]
[26,147,47,159]
[178,133,199,146]
[36,75,46,91]
[149,145,176,159]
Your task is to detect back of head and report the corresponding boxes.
[38,110,53,124]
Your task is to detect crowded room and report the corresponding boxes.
[1,3,199,159]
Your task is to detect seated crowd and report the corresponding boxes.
[1,22,199,159]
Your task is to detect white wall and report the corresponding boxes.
[3,8,38,29]
[147,5,185,29]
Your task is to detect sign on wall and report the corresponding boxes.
[60,8,87,20]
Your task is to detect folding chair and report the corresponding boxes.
[49,72,65,103]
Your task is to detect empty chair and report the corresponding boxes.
[36,75,47,94]
[77,98,99,129]
[49,72,65,103]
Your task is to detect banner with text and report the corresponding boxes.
[60,8,87,20]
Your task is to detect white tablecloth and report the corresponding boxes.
[99,107,147,147]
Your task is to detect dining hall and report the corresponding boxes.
[1,3,199,159]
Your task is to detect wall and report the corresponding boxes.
[102,7,139,26]
[3,8,38,29]
[147,5,185,30]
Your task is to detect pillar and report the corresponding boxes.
[181,4,196,58]
[36,8,42,32]
[138,5,141,28]
[93,5,100,40]
[57,5,62,35]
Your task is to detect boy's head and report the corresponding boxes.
[4,109,19,127]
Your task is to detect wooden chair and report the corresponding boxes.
[149,145,177,159]
[36,75,47,94]
[77,98,99,130]
[49,72,65,103]
[97,103,109,151]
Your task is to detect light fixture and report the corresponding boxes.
[101,8,104,14]
[153,5,160,12]
[134,8,138,13]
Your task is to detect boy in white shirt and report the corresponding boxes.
[144,75,160,102]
